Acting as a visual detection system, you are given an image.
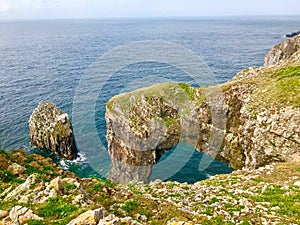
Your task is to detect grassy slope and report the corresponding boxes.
[222,65,300,110]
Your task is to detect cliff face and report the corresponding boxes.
[264,34,300,66]
[220,66,299,169]
[105,36,300,182]
[105,83,203,183]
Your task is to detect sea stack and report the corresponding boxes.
[29,102,78,160]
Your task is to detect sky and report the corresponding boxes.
[0,0,299,20]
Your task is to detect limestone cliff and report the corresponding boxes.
[264,34,300,66]
[29,102,78,160]
[106,36,300,177]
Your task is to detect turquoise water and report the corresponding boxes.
[1,16,300,183]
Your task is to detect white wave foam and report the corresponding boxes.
[60,159,69,170]
[73,152,87,163]
[59,152,87,170]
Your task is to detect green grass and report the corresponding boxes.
[0,170,23,184]
[27,220,46,225]
[178,82,195,100]
[63,182,76,192]
[93,183,103,191]
[37,196,78,221]
[273,66,300,80]
[251,185,300,224]
[102,178,113,187]
[250,177,263,183]
[121,200,140,214]
[252,66,300,108]
[209,197,219,204]
[0,149,8,155]
[106,82,197,114]
[25,155,35,163]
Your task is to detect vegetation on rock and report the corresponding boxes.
[1,149,300,224]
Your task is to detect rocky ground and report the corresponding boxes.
[1,149,300,225]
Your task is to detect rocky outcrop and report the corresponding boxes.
[67,208,104,225]
[106,38,300,181]
[29,102,78,160]
[0,206,43,224]
[4,173,40,203]
[106,83,204,183]
[264,34,300,66]
[3,174,90,206]
[7,163,25,176]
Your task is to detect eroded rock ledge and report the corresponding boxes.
[106,35,300,179]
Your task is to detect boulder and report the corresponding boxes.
[46,176,64,195]
[4,173,39,203]
[7,163,26,176]
[67,208,104,225]
[29,101,78,160]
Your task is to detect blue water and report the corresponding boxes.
[1,16,300,183]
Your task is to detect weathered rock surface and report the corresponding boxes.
[106,83,205,182]
[67,208,104,225]
[98,214,142,225]
[109,158,152,184]
[4,173,39,203]
[264,34,300,66]
[7,163,25,176]
[29,101,78,160]
[0,210,8,219]
[106,38,300,179]
[2,174,90,206]
[0,206,43,225]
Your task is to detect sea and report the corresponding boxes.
[0,16,300,183]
